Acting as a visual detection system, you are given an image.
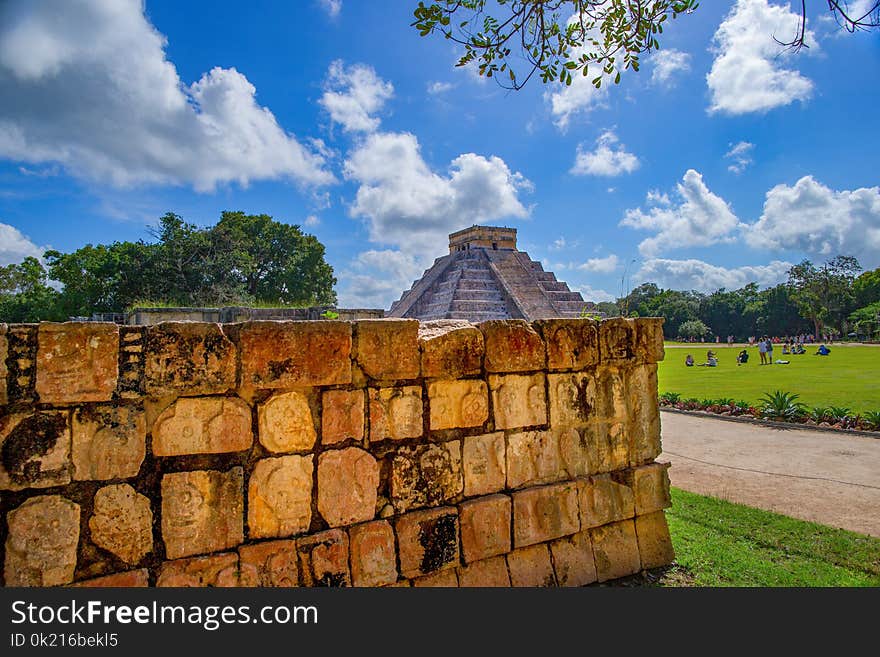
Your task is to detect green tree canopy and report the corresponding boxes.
[788,256,862,339]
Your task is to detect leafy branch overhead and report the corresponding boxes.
[412,0,879,90]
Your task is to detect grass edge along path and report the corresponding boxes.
[662,488,880,587]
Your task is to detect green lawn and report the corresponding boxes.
[658,344,880,414]
[663,488,880,586]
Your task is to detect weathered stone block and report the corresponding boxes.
[628,364,662,464]
[634,317,665,364]
[593,421,631,473]
[512,482,579,548]
[349,520,398,587]
[594,366,629,421]
[368,386,423,442]
[590,519,641,582]
[507,544,556,587]
[635,511,675,569]
[321,389,364,445]
[628,462,672,515]
[506,430,565,489]
[5,495,80,586]
[548,372,598,428]
[238,539,299,587]
[395,507,459,579]
[156,553,241,587]
[72,405,146,480]
[71,570,149,587]
[144,323,236,396]
[489,373,547,430]
[391,441,462,513]
[457,556,511,587]
[0,411,70,491]
[248,455,313,539]
[355,319,420,381]
[412,569,459,587]
[419,320,483,379]
[557,427,599,479]
[535,319,600,371]
[578,474,635,529]
[318,447,379,527]
[89,484,152,564]
[161,468,244,559]
[0,324,7,406]
[257,391,316,454]
[297,529,351,587]
[459,494,511,563]
[481,320,545,373]
[428,379,489,430]
[153,397,252,456]
[599,317,635,362]
[36,322,119,403]
[550,532,597,587]
[239,321,351,388]
[462,432,506,497]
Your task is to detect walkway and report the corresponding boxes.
[659,411,880,537]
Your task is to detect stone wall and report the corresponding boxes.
[0,317,672,587]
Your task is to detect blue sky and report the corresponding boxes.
[0,0,878,309]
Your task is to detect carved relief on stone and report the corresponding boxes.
[89,484,153,564]
[368,386,423,442]
[72,405,146,480]
[427,379,489,431]
[391,442,463,513]
[152,396,252,456]
[488,373,547,430]
[238,540,299,587]
[257,391,317,453]
[4,495,80,586]
[321,389,364,445]
[317,447,379,527]
[248,455,313,539]
[0,411,70,491]
[35,322,118,403]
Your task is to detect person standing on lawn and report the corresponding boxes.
[758,337,768,365]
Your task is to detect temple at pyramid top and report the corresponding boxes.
[388,225,598,322]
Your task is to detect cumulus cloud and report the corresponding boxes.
[650,49,691,86]
[620,170,742,256]
[636,258,792,292]
[318,0,342,18]
[707,0,815,115]
[0,222,46,266]
[337,249,425,308]
[578,254,620,273]
[571,284,615,303]
[303,215,320,227]
[746,176,880,268]
[427,81,454,95]
[571,130,639,177]
[0,0,332,191]
[725,141,755,174]
[319,60,394,134]
[545,72,609,130]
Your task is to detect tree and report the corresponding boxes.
[787,256,862,339]
[413,1,879,90]
[678,318,710,340]
[852,267,880,309]
[0,257,62,322]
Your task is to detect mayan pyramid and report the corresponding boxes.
[388,225,595,322]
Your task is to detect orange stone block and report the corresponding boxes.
[248,455,313,539]
[390,442,462,513]
[512,482,579,548]
[71,570,150,587]
[4,495,80,586]
[578,474,635,529]
[507,544,556,587]
[395,507,460,579]
[0,411,70,491]
[457,556,511,587]
[72,405,146,481]
[462,432,506,498]
[354,319,420,381]
[257,391,316,454]
[534,319,599,371]
[634,317,665,364]
[428,379,489,430]
[349,520,398,587]
[322,389,365,445]
[590,520,642,582]
[368,386,423,442]
[317,447,379,527]
[480,320,545,373]
[598,318,635,362]
[419,320,483,379]
[156,553,241,587]
[489,373,548,430]
[238,321,351,388]
[412,569,459,587]
[459,494,511,563]
[36,322,118,403]
[238,539,299,587]
[152,397,252,456]
[144,322,236,396]
[629,462,672,515]
[635,511,675,569]
[296,529,351,587]
[550,532,598,587]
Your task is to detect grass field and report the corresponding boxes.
[657,344,880,414]
[663,488,880,586]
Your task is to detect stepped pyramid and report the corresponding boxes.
[388,225,597,321]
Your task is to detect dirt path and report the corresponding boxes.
[658,411,880,537]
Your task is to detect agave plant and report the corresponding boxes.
[808,406,830,423]
[659,392,681,405]
[827,406,852,423]
[758,390,806,422]
[862,411,880,431]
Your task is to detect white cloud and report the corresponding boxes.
[318,0,342,19]
[636,258,792,292]
[745,176,880,268]
[427,81,454,95]
[571,130,639,177]
[578,254,620,273]
[572,284,616,303]
[344,131,531,252]
[725,141,755,174]
[338,250,425,309]
[303,215,320,227]
[0,222,45,266]
[650,49,691,86]
[707,0,815,115]
[545,73,610,130]
[0,0,332,191]
[319,60,394,133]
[646,189,671,206]
[549,236,580,251]
[621,170,742,256]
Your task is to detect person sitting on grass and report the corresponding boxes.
[782,342,790,355]
[685,354,694,367]
[815,344,831,356]
[698,351,718,367]
[794,343,806,354]
[736,349,749,365]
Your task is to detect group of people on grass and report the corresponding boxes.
[685,337,830,368]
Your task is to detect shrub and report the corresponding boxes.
[759,390,806,422]
[808,406,830,423]
[659,392,681,405]
[862,411,880,431]
[827,406,852,423]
